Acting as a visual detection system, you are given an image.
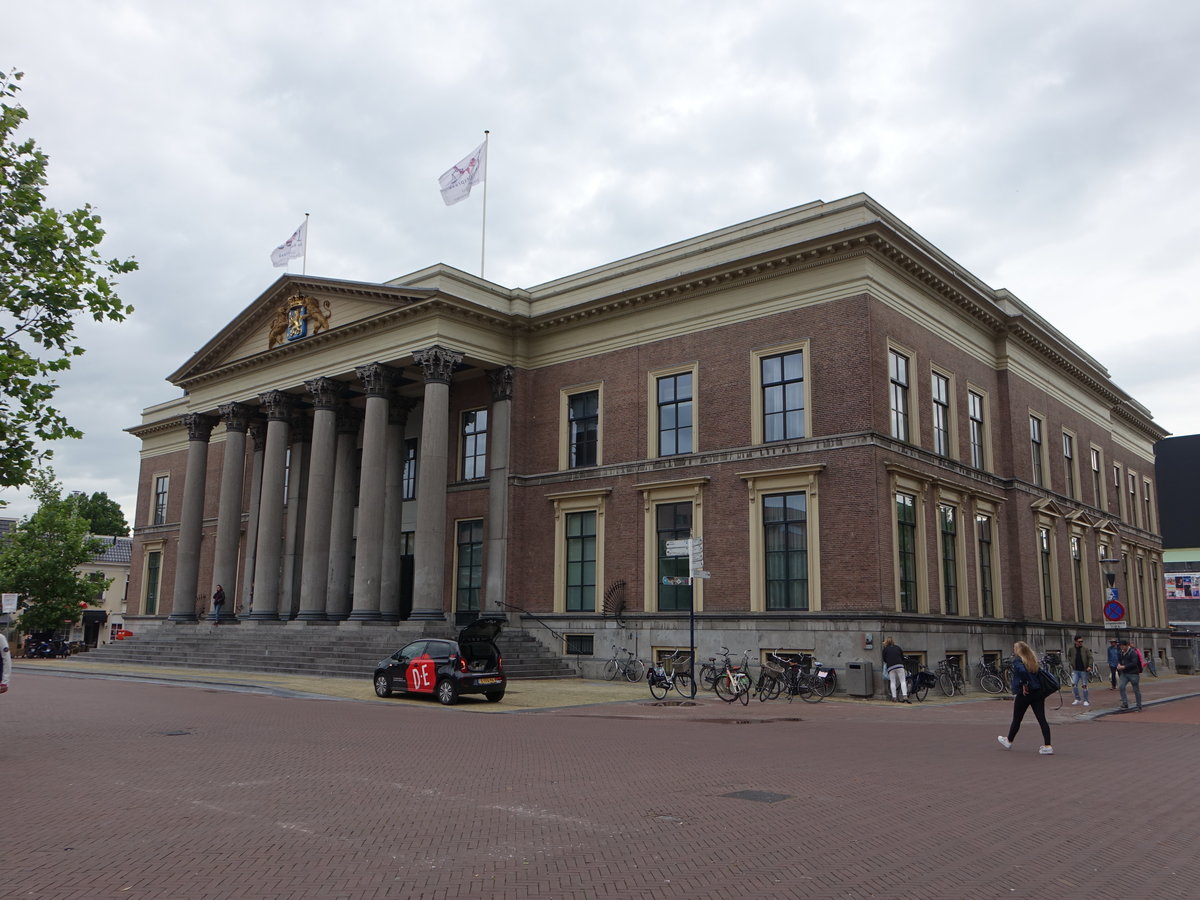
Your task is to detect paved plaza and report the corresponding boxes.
[5,661,1200,899]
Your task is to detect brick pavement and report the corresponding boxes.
[4,667,1199,899]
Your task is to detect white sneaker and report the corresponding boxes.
[1071,699,1081,706]
[1039,746,1054,755]
[997,736,1012,750]
[1083,700,1090,707]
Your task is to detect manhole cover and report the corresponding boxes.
[721,790,793,804]
[157,730,192,736]
[646,700,699,707]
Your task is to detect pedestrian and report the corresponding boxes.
[881,637,910,703]
[211,585,225,626]
[1107,638,1120,690]
[1067,635,1093,707]
[997,640,1054,755]
[1116,638,1143,711]
[1,630,10,694]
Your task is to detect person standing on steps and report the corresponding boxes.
[211,585,225,626]
[1068,635,1093,707]
[997,641,1054,755]
[881,637,910,703]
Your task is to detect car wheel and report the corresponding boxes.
[484,690,505,703]
[373,674,392,698]
[436,678,459,705]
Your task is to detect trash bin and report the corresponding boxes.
[845,660,874,697]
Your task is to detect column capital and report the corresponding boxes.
[488,366,515,402]
[304,377,344,410]
[336,406,363,435]
[355,362,399,397]
[288,410,313,443]
[248,418,268,452]
[390,396,418,428]
[258,390,295,421]
[412,345,463,385]
[183,413,217,442]
[217,402,254,433]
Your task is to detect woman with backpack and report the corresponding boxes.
[997,641,1054,756]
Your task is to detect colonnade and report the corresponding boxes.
[167,347,513,625]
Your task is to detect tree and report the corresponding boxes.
[69,490,130,536]
[1,69,137,493]
[0,471,109,635]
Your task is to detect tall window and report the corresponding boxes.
[888,350,910,441]
[1143,479,1154,531]
[568,390,599,468]
[1030,415,1044,486]
[1090,448,1103,508]
[977,514,994,617]
[461,409,488,480]
[153,475,169,525]
[656,502,693,611]
[1039,526,1054,619]
[565,511,597,611]
[896,492,918,612]
[1127,473,1138,525]
[939,504,958,615]
[763,492,808,610]
[455,520,483,612]
[1071,536,1085,621]
[657,373,693,456]
[761,350,805,442]
[968,391,986,469]
[931,372,950,456]
[402,438,418,500]
[1062,433,1076,498]
[144,550,162,615]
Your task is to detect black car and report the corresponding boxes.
[372,617,506,705]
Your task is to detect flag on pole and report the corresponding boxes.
[438,141,487,206]
[270,220,307,267]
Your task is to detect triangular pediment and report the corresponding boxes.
[167,275,435,387]
[1030,497,1069,518]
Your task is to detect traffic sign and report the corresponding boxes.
[661,576,692,586]
[665,540,690,557]
[1104,599,1126,622]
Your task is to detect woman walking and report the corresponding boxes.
[997,641,1054,755]
[881,637,910,703]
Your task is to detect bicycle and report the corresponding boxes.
[1087,662,1102,683]
[904,664,936,702]
[646,651,692,699]
[602,644,645,683]
[713,647,753,705]
[935,657,965,696]
[811,658,838,697]
[697,657,720,691]
[777,652,822,704]
[976,657,1005,694]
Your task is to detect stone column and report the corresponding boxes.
[239,420,266,616]
[326,406,362,620]
[381,397,416,621]
[211,402,252,623]
[297,378,342,621]
[349,363,397,621]
[169,413,216,622]
[248,390,293,620]
[485,367,514,615]
[410,345,462,621]
[279,412,311,619]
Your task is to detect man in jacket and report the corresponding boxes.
[1107,638,1120,690]
[1,631,10,694]
[1116,638,1143,711]
[1068,635,1094,707]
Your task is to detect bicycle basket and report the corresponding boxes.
[669,659,690,675]
[763,662,785,678]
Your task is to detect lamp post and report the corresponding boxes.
[1100,557,1124,639]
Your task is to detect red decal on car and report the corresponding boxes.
[406,653,437,693]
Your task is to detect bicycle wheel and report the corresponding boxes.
[980,673,1004,694]
[938,671,954,696]
[648,673,669,700]
[699,665,718,691]
[603,659,619,681]
[674,671,693,697]
[815,670,836,697]
[624,659,645,682]
[760,674,782,701]
[737,676,751,705]
[714,673,737,702]
[911,677,929,702]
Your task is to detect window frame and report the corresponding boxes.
[750,341,810,446]
[648,364,697,458]
[888,345,912,443]
[739,465,823,612]
[1089,445,1106,510]
[938,503,961,615]
[974,498,1003,618]
[152,474,169,525]
[548,488,609,614]
[966,387,991,471]
[637,477,707,613]
[402,437,418,501]
[460,408,489,481]
[1062,430,1078,500]
[930,369,954,458]
[559,383,603,470]
[1029,412,1046,487]
[452,518,484,614]
[142,544,164,615]
[1037,523,1057,620]
[886,465,930,614]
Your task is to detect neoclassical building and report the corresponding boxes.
[127,194,1170,674]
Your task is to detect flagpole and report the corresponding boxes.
[302,212,310,275]
[480,131,489,279]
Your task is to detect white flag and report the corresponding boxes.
[270,219,307,267]
[438,141,487,206]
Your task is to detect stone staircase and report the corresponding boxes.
[80,625,578,680]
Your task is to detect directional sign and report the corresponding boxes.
[662,576,692,586]
[665,540,690,557]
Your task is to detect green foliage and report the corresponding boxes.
[0,471,110,634]
[69,490,130,536]
[0,69,137,492]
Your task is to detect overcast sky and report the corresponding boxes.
[3,0,1198,525]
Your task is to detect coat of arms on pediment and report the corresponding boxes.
[268,294,332,349]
